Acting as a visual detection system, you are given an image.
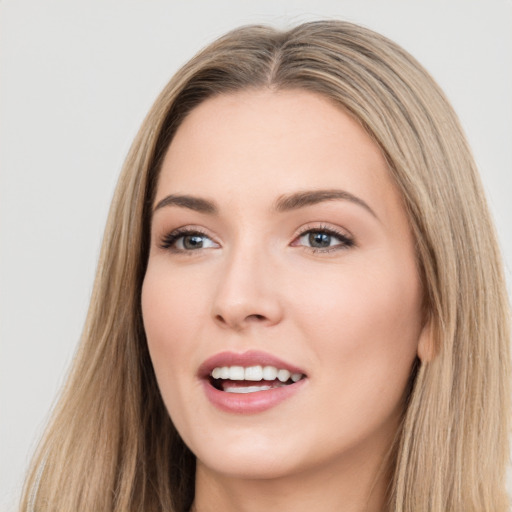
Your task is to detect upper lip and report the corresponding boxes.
[198,350,307,379]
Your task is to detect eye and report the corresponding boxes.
[293,226,354,252]
[160,228,219,252]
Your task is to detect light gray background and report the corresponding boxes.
[1,1,511,510]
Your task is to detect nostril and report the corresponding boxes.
[215,314,226,324]
[245,314,266,322]
[214,312,268,328]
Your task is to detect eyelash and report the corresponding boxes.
[159,227,214,253]
[158,225,355,254]
[295,224,355,253]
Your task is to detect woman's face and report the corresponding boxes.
[142,89,429,481]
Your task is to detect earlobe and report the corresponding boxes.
[417,319,435,363]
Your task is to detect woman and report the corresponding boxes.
[21,20,510,512]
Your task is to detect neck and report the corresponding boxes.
[191,443,393,512]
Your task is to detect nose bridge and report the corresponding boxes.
[212,234,282,330]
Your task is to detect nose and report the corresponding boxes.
[211,242,284,331]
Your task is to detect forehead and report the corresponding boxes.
[156,89,401,221]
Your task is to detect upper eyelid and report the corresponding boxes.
[294,222,354,240]
[159,223,350,237]
[158,225,216,240]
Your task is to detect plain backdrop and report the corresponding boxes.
[1,1,511,510]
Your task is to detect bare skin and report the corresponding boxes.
[192,430,395,512]
[142,89,429,512]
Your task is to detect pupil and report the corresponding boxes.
[183,235,203,250]
[309,232,330,248]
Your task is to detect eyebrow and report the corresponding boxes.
[274,189,377,218]
[154,194,217,214]
[153,189,377,219]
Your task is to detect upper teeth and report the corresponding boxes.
[211,365,303,383]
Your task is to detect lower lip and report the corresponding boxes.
[202,379,306,414]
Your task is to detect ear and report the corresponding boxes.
[417,319,435,363]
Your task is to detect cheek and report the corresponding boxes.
[142,259,207,346]
[141,262,208,404]
[297,253,423,400]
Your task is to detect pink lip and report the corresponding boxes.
[198,350,307,414]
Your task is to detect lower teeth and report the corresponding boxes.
[223,385,274,394]
[214,379,293,394]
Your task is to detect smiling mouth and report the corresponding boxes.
[209,365,306,394]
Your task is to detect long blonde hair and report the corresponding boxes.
[21,20,510,512]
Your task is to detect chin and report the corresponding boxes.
[196,449,304,481]
[186,426,312,480]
